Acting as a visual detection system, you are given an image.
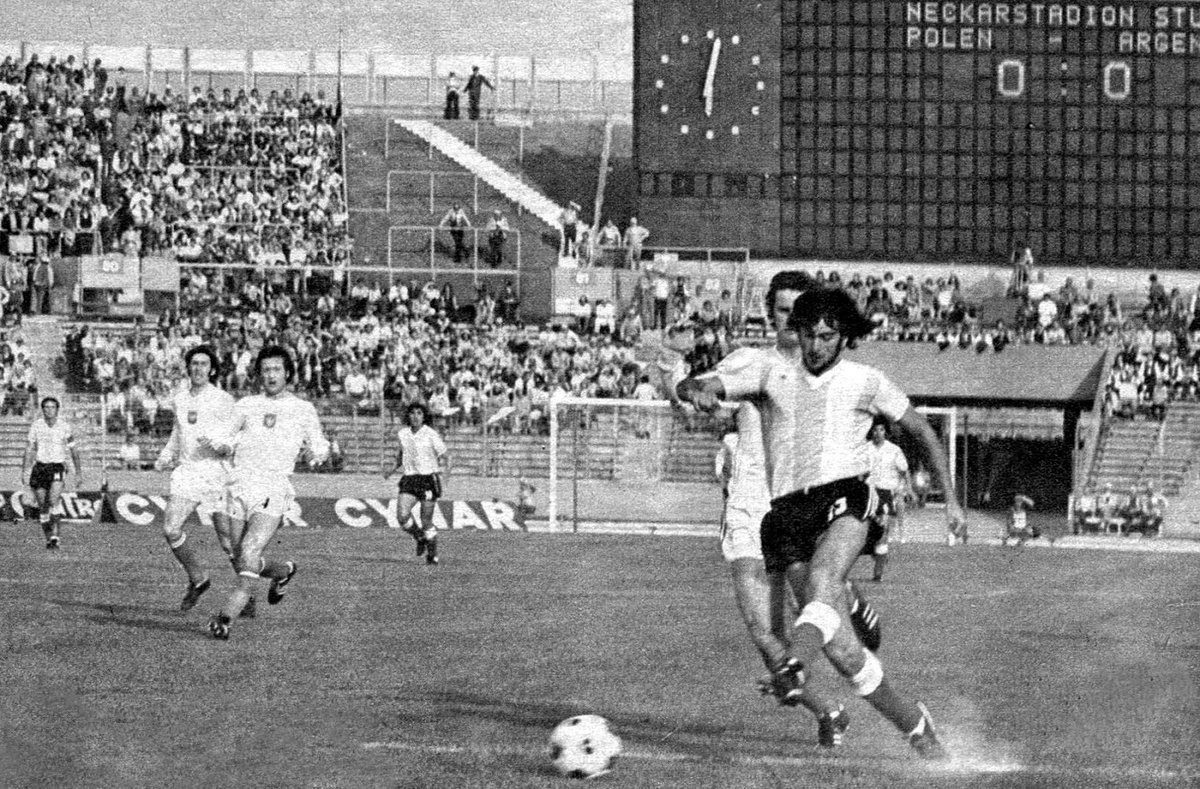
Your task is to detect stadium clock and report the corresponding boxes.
[652,26,770,141]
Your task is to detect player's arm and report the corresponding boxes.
[301,404,331,468]
[202,404,245,456]
[155,419,182,471]
[384,443,403,479]
[68,439,83,482]
[434,432,450,477]
[676,376,725,413]
[895,406,965,531]
[22,435,36,483]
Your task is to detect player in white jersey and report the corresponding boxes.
[383,402,450,565]
[206,346,330,640]
[154,345,237,611]
[864,420,909,581]
[677,287,965,760]
[671,271,880,748]
[23,396,83,549]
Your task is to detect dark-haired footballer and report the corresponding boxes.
[676,288,964,760]
[23,396,83,548]
[155,344,238,612]
[204,345,330,640]
[384,401,450,566]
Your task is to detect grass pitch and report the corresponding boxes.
[1,520,1197,788]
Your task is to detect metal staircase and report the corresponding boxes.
[392,119,565,231]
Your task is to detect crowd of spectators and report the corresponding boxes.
[1072,482,1165,536]
[62,269,654,438]
[111,84,351,279]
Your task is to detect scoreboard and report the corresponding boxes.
[634,1,1200,265]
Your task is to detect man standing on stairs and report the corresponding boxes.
[464,65,493,120]
[486,209,510,267]
[439,202,471,263]
[443,71,461,119]
[31,255,53,315]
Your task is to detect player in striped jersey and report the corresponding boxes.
[205,346,330,640]
[383,402,450,565]
[677,288,964,760]
[23,396,83,548]
[670,272,881,748]
[154,345,236,612]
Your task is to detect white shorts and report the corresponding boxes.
[720,503,768,562]
[170,463,229,517]
[227,474,295,521]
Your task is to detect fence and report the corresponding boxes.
[0,41,632,117]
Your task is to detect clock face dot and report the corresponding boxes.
[731,35,740,45]
[680,124,689,134]
[681,34,689,44]
[751,55,761,66]
[757,80,765,91]
[655,79,664,89]
[706,30,715,39]
[705,129,714,139]
[751,106,760,116]
[661,54,670,64]
[660,104,669,114]
[731,125,740,135]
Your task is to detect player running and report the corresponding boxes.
[23,396,83,549]
[677,288,964,760]
[205,346,330,640]
[154,345,238,612]
[384,402,450,566]
[669,272,882,749]
[864,419,909,581]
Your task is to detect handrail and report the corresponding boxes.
[385,169,481,215]
[387,225,523,279]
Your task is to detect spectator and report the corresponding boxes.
[117,432,143,470]
[443,71,461,120]
[651,270,670,330]
[438,202,471,263]
[464,65,494,121]
[623,217,649,269]
[559,201,580,258]
[486,209,509,267]
[30,256,53,314]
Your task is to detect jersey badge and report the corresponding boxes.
[187,411,198,424]
[263,414,276,428]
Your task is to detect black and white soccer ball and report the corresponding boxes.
[548,715,622,779]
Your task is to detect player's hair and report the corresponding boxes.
[40,396,60,409]
[255,345,296,382]
[184,344,221,382]
[765,270,819,316]
[406,402,430,423]
[868,417,889,438]
[787,288,877,347]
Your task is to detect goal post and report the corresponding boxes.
[545,394,964,535]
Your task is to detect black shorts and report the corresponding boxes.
[399,474,442,502]
[761,477,878,573]
[30,462,66,491]
[874,488,897,518]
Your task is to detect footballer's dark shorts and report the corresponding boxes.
[399,473,442,502]
[29,462,66,491]
[874,488,897,517]
[760,476,879,573]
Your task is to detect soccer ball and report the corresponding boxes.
[548,715,622,779]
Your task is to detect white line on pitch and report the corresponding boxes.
[361,740,1197,782]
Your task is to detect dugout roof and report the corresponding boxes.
[845,343,1108,409]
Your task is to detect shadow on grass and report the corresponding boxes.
[50,598,200,635]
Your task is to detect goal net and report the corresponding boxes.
[544,395,963,533]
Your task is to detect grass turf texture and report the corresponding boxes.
[1,521,1197,788]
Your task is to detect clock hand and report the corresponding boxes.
[703,37,722,116]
